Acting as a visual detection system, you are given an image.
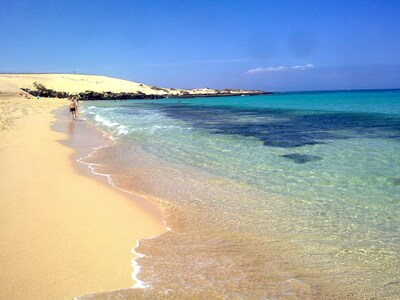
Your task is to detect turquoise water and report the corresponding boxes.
[80,90,400,299]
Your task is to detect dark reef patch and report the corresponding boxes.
[389,177,400,186]
[152,104,400,148]
[281,154,323,164]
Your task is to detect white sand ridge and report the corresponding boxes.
[0,73,266,98]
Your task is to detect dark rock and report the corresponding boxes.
[281,153,323,164]
[389,178,400,186]
[21,86,270,101]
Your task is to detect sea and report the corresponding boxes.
[78,90,400,299]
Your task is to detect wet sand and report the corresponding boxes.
[0,94,165,299]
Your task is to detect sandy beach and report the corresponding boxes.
[0,79,165,299]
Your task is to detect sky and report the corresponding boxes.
[1,0,400,91]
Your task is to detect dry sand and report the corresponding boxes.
[0,73,181,96]
[0,80,165,299]
[0,73,169,95]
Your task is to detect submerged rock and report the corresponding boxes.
[281,153,323,164]
[389,177,400,186]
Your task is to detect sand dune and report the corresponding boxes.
[0,73,167,95]
[0,74,266,98]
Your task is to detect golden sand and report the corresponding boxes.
[0,79,165,299]
[0,73,165,95]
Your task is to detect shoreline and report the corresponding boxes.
[53,107,170,293]
[53,107,165,222]
[0,95,165,299]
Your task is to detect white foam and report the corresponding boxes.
[130,225,173,289]
[94,114,119,127]
[131,240,148,288]
[117,125,129,135]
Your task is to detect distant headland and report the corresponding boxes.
[0,74,270,100]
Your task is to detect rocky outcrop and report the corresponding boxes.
[21,87,69,98]
[177,91,269,98]
[77,90,165,100]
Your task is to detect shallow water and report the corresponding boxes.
[78,90,400,299]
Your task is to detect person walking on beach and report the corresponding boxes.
[73,97,79,117]
[69,97,77,120]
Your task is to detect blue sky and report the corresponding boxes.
[1,0,400,91]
